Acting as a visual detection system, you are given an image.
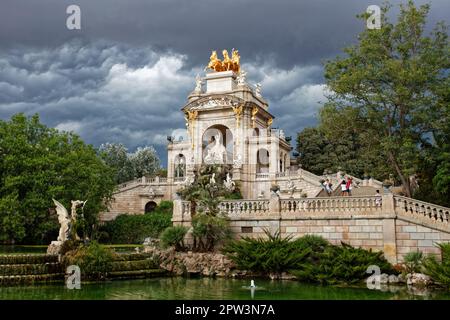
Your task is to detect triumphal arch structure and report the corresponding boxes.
[102,49,381,219]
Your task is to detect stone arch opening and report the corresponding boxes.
[144,201,157,213]
[202,124,233,164]
[257,148,270,173]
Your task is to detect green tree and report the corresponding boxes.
[296,127,333,175]
[0,113,116,244]
[99,143,161,184]
[323,1,449,197]
[98,143,133,184]
[130,146,161,178]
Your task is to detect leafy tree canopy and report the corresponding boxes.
[297,1,449,204]
[0,113,116,244]
[99,143,161,184]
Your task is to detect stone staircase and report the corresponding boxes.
[0,252,166,286]
[0,254,64,286]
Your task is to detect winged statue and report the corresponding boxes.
[52,199,87,242]
[53,199,72,242]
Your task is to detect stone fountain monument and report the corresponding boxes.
[47,199,87,255]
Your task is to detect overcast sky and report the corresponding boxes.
[0,0,448,166]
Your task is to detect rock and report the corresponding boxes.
[388,274,399,284]
[47,241,63,255]
[281,272,297,280]
[397,273,406,283]
[406,273,433,287]
[147,247,237,277]
[143,237,160,247]
[379,273,389,284]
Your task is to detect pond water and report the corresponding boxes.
[1,277,449,300]
[0,245,139,255]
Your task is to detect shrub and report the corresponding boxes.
[160,226,188,250]
[403,251,424,273]
[222,230,321,273]
[99,202,173,243]
[291,242,396,285]
[156,200,173,214]
[62,241,116,280]
[423,243,450,289]
[59,239,83,256]
[192,214,231,252]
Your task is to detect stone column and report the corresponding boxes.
[381,194,398,264]
[269,192,282,234]
[269,192,281,215]
[172,199,184,226]
[172,199,194,247]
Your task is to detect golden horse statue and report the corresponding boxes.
[222,49,232,71]
[207,49,240,73]
[231,49,240,73]
[207,51,223,72]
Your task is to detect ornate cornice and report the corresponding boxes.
[182,94,246,112]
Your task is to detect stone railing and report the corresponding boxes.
[173,194,450,234]
[280,196,381,214]
[255,173,270,179]
[117,176,169,190]
[219,199,270,216]
[394,195,449,225]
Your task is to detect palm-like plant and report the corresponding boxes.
[177,165,240,251]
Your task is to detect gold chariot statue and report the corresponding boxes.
[207,49,240,73]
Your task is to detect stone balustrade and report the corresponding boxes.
[219,199,270,216]
[213,195,450,230]
[116,176,170,191]
[172,195,450,264]
[255,173,270,179]
[280,196,381,214]
[394,195,450,225]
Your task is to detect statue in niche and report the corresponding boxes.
[204,134,227,164]
[175,156,185,178]
[224,173,235,191]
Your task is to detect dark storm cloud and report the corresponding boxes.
[0,0,448,165]
[2,0,448,67]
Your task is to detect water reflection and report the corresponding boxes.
[1,278,449,300]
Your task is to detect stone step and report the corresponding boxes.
[0,273,64,286]
[0,254,58,265]
[0,262,62,276]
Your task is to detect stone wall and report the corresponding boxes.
[395,219,450,260]
[173,194,450,264]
